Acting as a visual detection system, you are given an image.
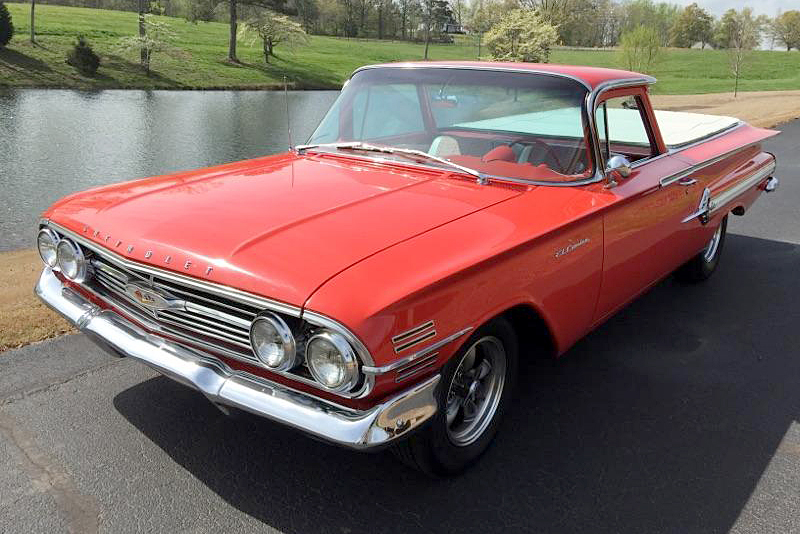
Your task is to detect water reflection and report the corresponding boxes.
[0,89,338,251]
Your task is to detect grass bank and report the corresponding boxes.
[2,3,800,92]
[0,250,74,352]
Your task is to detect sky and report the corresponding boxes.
[673,0,788,17]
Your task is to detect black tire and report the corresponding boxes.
[391,316,518,476]
[675,216,728,283]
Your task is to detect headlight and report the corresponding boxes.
[56,239,89,283]
[37,228,59,268]
[306,331,359,392]
[250,313,298,371]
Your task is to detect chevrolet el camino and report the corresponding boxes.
[35,63,779,475]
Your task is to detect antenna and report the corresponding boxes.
[284,76,294,151]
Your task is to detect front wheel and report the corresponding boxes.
[675,215,728,283]
[392,317,518,476]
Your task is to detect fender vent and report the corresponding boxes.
[392,321,436,353]
[395,353,439,382]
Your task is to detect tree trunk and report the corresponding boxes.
[401,4,406,40]
[734,68,739,97]
[228,0,238,62]
[30,0,35,43]
[378,2,383,40]
[477,32,481,58]
[263,40,269,63]
[424,17,430,59]
[138,0,148,73]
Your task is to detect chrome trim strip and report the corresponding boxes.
[708,161,776,213]
[396,353,439,382]
[391,320,436,345]
[34,267,439,450]
[363,327,473,375]
[393,329,437,353]
[659,140,760,188]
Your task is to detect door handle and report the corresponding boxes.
[678,178,698,186]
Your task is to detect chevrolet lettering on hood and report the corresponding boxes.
[34,61,779,475]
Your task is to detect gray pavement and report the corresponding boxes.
[1,121,799,533]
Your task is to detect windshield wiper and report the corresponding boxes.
[295,142,488,184]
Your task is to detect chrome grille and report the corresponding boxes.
[88,254,261,363]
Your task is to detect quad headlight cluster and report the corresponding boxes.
[249,313,360,393]
[37,229,91,284]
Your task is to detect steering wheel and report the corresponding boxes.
[515,139,564,174]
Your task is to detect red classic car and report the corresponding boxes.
[35,62,779,475]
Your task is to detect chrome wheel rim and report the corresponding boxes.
[445,336,506,447]
[703,224,723,263]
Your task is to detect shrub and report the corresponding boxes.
[619,26,662,74]
[484,9,558,63]
[0,1,13,48]
[66,35,101,76]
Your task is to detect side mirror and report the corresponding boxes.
[606,155,632,178]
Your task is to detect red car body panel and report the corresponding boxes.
[40,63,780,407]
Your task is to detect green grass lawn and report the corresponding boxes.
[1,3,799,93]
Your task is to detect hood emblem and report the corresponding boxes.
[124,283,185,311]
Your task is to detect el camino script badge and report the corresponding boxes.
[555,238,590,258]
[124,283,185,311]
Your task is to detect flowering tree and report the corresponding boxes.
[484,9,557,63]
[238,10,308,64]
[117,16,180,74]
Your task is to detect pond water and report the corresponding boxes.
[0,89,339,251]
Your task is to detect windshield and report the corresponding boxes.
[307,67,594,183]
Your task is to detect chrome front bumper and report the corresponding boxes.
[35,268,440,450]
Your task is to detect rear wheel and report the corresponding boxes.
[675,216,728,283]
[392,317,518,476]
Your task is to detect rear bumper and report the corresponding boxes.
[35,267,439,450]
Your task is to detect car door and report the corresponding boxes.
[592,88,705,323]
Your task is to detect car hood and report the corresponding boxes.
[44,152,523,307]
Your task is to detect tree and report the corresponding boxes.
[670,2,713,48]
[29,0,34,43]
[620,0,679,47]
[713,8,761,50]
[0,1,13,48]
[238,10,308,63]
[772,10,800,51]
[66,35,101,76]
[117,15,179,74]
[422,0,453,59]
[519,0,570,28]
[724,8,761,97]
[484,8,557,62]
[186,0,288,62]
[619,25,661,73]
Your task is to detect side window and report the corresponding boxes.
[595,95,657,166]
[353,84,425,140]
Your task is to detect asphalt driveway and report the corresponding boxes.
[1,121,799,533]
